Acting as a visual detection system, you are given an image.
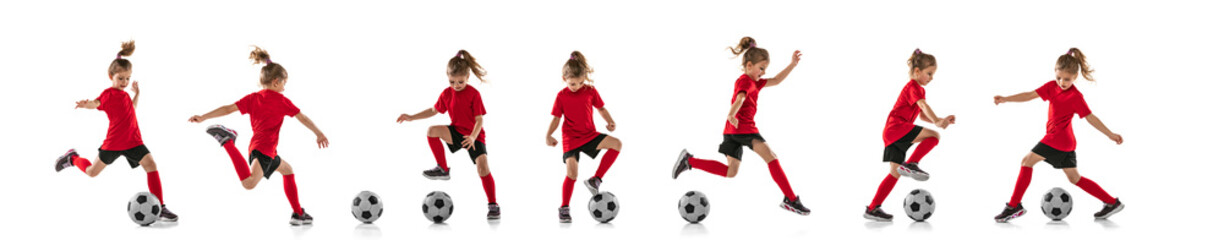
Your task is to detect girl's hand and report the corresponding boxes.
[727,115,739,128]
[316,135,330,148]
[131,81,140,94]
[791,50,802,64]
[75,100,91,109]
[1108,133,1123,145]
[396,114,413,123]
[546,136,558,147]
[993,95,1005,105]
[188,115,205,123]
[935,118,950,129]
[462,135,477,150]
[945,115,956,124]
[606,122,616,132]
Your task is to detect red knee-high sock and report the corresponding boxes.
[1008,166,1034,207]
[147,171,164,204]
[1075,177,1117,204]
[428,137,449,171]
[906,138,939,164]
[688,156,728,177]
[561,177,576,207]
[593,149,619,179]
[72,156,91,173]
[481,174,497,204]
[283,174,303,214]
[868,174,899,210]
[222,141,251,180]
[767,159,797,201]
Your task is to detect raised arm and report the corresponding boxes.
[1084,114,1123,145]
[764,50,802,87]
[546,116,561,147]
[75,99,100,109]
[994,91,1039,105]
[295,113,329,148]
[597,107,616,131]
[188,104,239,123]
[397,108,439,123]
[726,93,747,127]
[131,81,141,109]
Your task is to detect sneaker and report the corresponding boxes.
[863,206,892,222]
[558,206,572,223]
[897,163,930,181]
[206,125,238,146]
[994,203,1026,223]
[584,177,602,195]
[780,196,811,216]
[55,149,79,172]
[1093,198,1124,219]
[487,203,501,220]
[159,205,179,222]
[422,166,450,180]
[671,149,692,179]
[290,209,313,226]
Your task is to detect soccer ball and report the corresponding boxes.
[903,189,935,221]
[588,191,619,223]
[677,191,710,223]
[352,191,384,223]
[127,192,161,226]
[1042,187,1073,220]
[421,191,453,223]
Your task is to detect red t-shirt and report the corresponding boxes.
[235,89,301,157]
[1035,81,1092,152]
[724,74,768,134]
[96,88,144,150]
[551,85,606,152]
[882,79,926,145]
[434,86,487,143]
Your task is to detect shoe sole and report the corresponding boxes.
[995,209,1026,223]
[584,180,598,195]
[159,217,178,222]
[560,219,572,223]
[863,213,892,222]
[672,150,690,179]
[206,125,237,145]
[897,166,930,181]
[1095,202,1124,219]
[423,174,451,180]
[779,204,811,216]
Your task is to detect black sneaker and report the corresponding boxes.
[290,209,313,226]
[1094,198,1124,219]
[55,149,79,172]
[863,206,892,222]
[487,203,501,220]
[584,177,602,195]
[206,125,238,146]
[558,206,572,223]
[159,205,179,222]
[897,163,930,181]
[671,149,692,179]
[422,166,450,180]
[780,196,811,216]
[994,203,1026,223]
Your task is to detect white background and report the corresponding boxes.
[1,0,1220,239]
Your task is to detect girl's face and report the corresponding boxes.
[1055,70,1077,90]
[745,60,770,80]
[911,66,937,86]
[449,74,469,91]
[564,75,586,92]
[110,70,131,89]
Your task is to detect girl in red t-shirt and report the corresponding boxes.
[188,46,330,226]
[863,49,956,222]
[992,48,1124,222]
[398,50,500,220]
[670,37,810,215]
[544,51,623,223]
[55,40,178,222]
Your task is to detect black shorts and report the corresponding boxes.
[248,150,283,179]
[1032,142,1077,169]
[562,134,608,163]
[882,126,924,164]
[98,145,150,169]
[718,133,766,160]
[446,125,488,163]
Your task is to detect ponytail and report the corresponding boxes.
[249,46,288,86]
[563,51,594,82]
[448,50,487,82]
[907,48,937,72]
[728,36,769,67]
[1056,48,1095,82]
[108,40,135,77]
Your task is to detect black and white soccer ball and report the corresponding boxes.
[1042,187,1073,220]
[421,191,453,223]
[352,191,384,223]
[588,191,619,223]
[677,191,710,223]
[127,192,161,226]
[903,189,935,221]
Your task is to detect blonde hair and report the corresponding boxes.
[108,40,135,77]
[249,46,287,86]
[728,36,769,67]
[1057,48,1095,82]
[448,50,487,82]
[562,51,594,82]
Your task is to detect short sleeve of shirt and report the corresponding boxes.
[1074,94,1092,118]
[235,94,254,115]
[471,92,487,116]
[734,78,754,95]
[433,90,451,114]
[590,87,605,109]
[95,91,110,111]
[906,84,926,105]
[551,93,564,117]
[282,97,301,117]
[1036,81,1056,101]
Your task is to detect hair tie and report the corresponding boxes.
[570,55,576,60]
[748,42,756,49]
[264,58,272,64]
[456,51,464,59]
[915,49,922,54]
[1067,49,1074,56]
[116,53,122,59]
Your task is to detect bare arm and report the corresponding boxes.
[994,91,1039,105]
[461,115,484,149]
[726,93,747,127]
[75,99,100,109]
[295,113,329,148]
[546,116,561,147]
[398,108,439,123]
[597,107,616,131]
[131,82,141,109]
[764,50,802,87]
[1084,114,1123,144]
[188,104,239,123]
[916,99,954,128]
